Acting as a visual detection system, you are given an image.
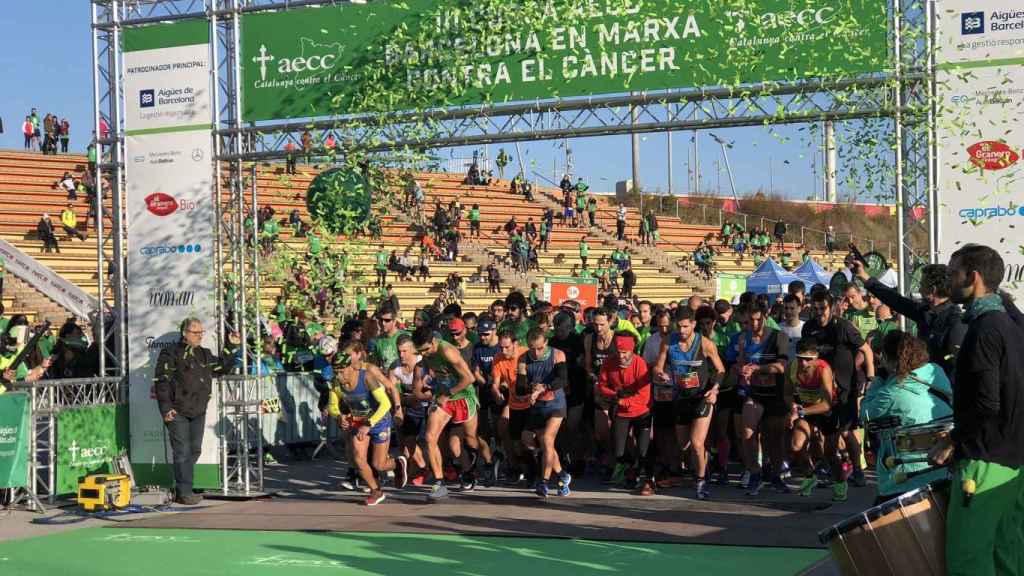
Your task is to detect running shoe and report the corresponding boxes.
[832,480,849,502]
[815,463,833,487]
[799,475,817,497]
[394,456,409,489]
[695,479,710,501]
[779,461,792,480]
[771,475,792,494]
[365,489,386,506]
[557,471,572,497]
[604,463,627,486]
[411,473,427,486]
[535,480,549,498]
[740,470,751,489]
[850,469,868,488]
[428,481,449,501]
[460,471,477,492]
[711,469,730,486]
[638,478,656,496]
[746,472,765,496]
[340,469,360,492]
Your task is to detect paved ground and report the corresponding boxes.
[0,457,863,574]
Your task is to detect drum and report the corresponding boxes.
[894,417,954,456]
[819,480,950,576]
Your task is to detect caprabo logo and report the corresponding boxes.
[139,243,202,257]
[959,205,1024,220]
[967,141,1020,171]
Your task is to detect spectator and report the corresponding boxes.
[825,226,836,254]
[469,204,481,238]
[60,204,85,240]
[29,108,41,150]
[300,130,313,164]
[59,118,70,153]
[58,172,77,201]
[38,213,59,253]
[521,179,533,201]
[288,209,303,236]
[587,196,598,227]
[503,215,518,236]
[398,248,415,281]
[284,141,297,174]
[22,116,33,150]
[616,204,627,240]
[524,217,537,244]
[639,211,650,246]
[774,219,787,252]
[496,148,509,179]
[417,250,431,282]
[538,216,550,252]
[154,318,239,504]
[647,211,659,244]
[579,236,589,267]
[575,189,587,228]
[87,140,97,169]
[465,160,481,186]
[510,174,520,196]
[560,173,573,197]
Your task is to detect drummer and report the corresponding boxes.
[929,245,1024,576]
[861,331,952,506]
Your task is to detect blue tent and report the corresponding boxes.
[746,258,801,295]
[793,259,833,288]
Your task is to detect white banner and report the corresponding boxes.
[0,238,99,320]
[936,1,1024,297]
[124,33,220,486]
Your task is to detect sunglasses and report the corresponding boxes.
[416,346,432,354]
[379,317,395,323]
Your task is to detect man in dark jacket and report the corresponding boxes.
[928,245,1024,575]
[852,261,965,380]
[154,318,238,504]
[773,220,787,252]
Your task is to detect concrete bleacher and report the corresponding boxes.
[0,149,855,326]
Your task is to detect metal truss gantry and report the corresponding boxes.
[93,0,935,487]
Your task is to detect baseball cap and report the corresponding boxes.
[448,317,466,333]
[477,318,497,333]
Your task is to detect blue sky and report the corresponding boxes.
[0,1,884,203]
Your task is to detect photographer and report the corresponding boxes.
[154,318,239,505]
[850,258,964,381]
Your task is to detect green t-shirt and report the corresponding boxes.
[722,224,732,236]
[577,182,589,192]
[579,241,589,257]
[499,318,533,345]
[845,306,879,340]
[576,194,587,210]
[539,222,547,235]
[308,234,322,255]
[469,208,480,222]
[375,251,388,271]
[588,199,597,213]
[766,316,782,331]
[529,289,538,305]
[370,330,409,370]
[579,269,592,279]
[871,319,899,352]
[356,294,368,312]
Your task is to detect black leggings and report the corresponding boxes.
[612,412,654,476]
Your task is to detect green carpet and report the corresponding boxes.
[0,528,825,575]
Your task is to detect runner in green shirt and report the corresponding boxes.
[369,305,408,370]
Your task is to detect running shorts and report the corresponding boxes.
[673,397,712,425]
[440,396,478,425]
[350,414,393,445]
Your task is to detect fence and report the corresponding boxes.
[8,376,126,508]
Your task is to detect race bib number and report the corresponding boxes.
[654,385,674,403]
[675,372,700,390]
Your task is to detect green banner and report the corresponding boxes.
[0,393,29,489]
[241,0,888,121]
[55,405,128,496]
[716,273,748,303]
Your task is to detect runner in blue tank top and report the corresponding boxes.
[655,307,724,500]
[327,340,408,506]
[517,326,572,498]
[735,305,791,496]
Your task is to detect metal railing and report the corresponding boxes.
[9,376,126,507]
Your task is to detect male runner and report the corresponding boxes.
[499,292,532,344]
[549,310,587,476]
[517,327,572,497]
[599,331,655,494]
[412,325,479,500]
[391,335,428,484]
[655,307,724,499]
[786,337,841,499]
[471,315,502,484]
[447,317,494,489]
[491,329,527,482]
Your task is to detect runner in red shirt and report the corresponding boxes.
[598,331,654,494]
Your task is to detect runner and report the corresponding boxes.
[449,316,494,489]
[802,290,874,498]
[327,340,408,506]
[390,335,428,485]
[412,325,479,501]
[655,307,724,499]
[368,305,408,371]
[517,327,572,497]
[549,310,587,476]
[492,329,527,482]
[471,315,503,485]
[599,331,655,494]
[781,295,805,351]
[584,308,617,480]
[786,337,842,499]
[713,305,750,485]
[644,309,680,487]
[499,292,532,344]
[736,304,791,496]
